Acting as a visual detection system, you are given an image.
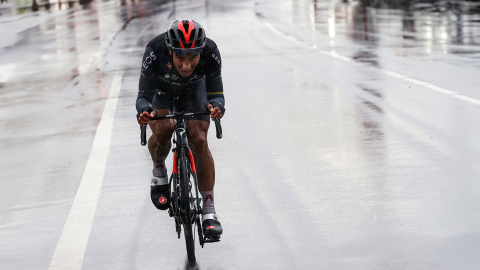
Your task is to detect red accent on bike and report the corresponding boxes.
[159,197,167,204]
[188,149,196,173]
[177,20,195,48]
[173,151,178,174]
[207,226,215,229]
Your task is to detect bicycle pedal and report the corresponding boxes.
[203,236,221,243]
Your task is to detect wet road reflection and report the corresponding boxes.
[256,0,480,62]
[253,4,480,269]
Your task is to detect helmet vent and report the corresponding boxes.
[169,29,176,40]
[178,31,185,41]
[182,20,190,32]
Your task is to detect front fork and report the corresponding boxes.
[169,147,204,241]
[186,148,206,247]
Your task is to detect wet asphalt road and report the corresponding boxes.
[1,0,480,269]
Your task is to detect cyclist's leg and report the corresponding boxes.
[182,79,222,237]
[180,78,215,195]
[148,92,175,171]
[186,120,222,237]
[186,120,214,192]
[149,92,174,210]
[148,113,174,173]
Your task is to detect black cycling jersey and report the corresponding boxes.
[136,32,224,117]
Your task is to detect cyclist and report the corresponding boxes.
[136,19,224,238]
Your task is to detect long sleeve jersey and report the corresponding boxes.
[136,32,225,115]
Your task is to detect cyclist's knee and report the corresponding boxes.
[187,120,209,148]
[190,132,207,148]
[149,120,174,142]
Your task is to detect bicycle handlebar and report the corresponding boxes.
[140,111,223,146]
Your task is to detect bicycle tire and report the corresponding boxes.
[179,148,196,265]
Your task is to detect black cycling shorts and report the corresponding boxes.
[152,78,210,122]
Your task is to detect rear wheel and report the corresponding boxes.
[179,148,196,265]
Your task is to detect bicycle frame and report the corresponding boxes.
[170,118,202,226]
[140,110,222,266]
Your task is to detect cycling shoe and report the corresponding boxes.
[151,176,170,210]
[202,214,222,237]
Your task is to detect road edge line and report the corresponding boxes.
[48,70,124,270]
[262,20,480,107]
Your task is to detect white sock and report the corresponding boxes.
[152,161,167,178]
[151,175,168,186]
[200,190,215,214]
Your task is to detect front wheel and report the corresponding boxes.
[179,148,196,265]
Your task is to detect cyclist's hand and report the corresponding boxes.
[208,104,223,119]
[138,110,156,125]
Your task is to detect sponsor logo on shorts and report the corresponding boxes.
[159,197,167,204]
[207,226,216,229]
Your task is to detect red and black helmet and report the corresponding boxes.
[165,19,206,56]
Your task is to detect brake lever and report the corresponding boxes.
[141,125,147,146]
[214,118,222,139]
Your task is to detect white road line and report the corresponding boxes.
[264,21,317,49]
[263,21,284,36]
[321,50,353,62]
[262,21,480,106]
[48,70,124,270]
[454,94,480,105]
[382,69,458,95]
[322,50,480,106]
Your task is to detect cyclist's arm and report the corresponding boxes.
[205,47,225,115]
[136,46,158,119]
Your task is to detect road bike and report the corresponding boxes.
[140,111,222,268]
